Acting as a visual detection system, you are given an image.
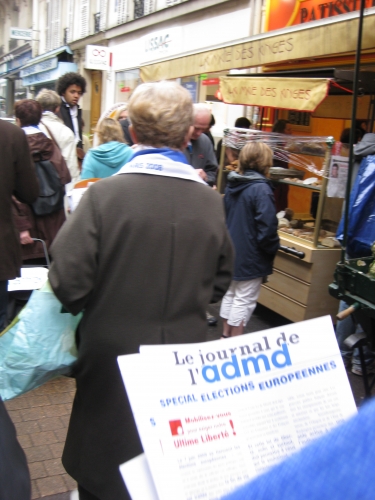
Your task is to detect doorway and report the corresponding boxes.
[90,70,102,133]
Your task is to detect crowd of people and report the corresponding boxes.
[1,72,374,499]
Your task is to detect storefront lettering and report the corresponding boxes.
[261,87,277,98]
[280,88,312,100]
[145,34,171,53]
[300,0,375,23]
[258,38,294,57]
[199,49,233,69]
[234,46,254,61]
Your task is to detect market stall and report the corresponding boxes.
[217,70,375,323]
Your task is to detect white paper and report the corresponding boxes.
[120,453,159,500]
[118,316,357,500]
[7,267,48,291]
[67,187,87,212]
[327,155,349,198]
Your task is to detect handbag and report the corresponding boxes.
[0,281,81,401]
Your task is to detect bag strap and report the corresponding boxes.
[41,121,60,151]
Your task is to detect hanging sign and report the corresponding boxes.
[220,76,330,112]
[202,78,220,86]
[85,45,110,70]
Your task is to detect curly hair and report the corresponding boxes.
[14,99,42,127]
[56,72,87,95]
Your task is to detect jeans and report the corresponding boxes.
[335,300,374,369]
[0,280,8,331]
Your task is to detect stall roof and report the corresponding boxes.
[228,68,375,95]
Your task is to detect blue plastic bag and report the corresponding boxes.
[336,154,375,258]
[0,281,81,401]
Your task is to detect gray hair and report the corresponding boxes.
[128,81,193,149]
[193,103,211,118]
[35,89,61,112]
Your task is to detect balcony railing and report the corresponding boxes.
[94,12,100,33]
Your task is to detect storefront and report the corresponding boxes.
[0,47,32,115]
[133,5,375,322]
[20,46,77,98]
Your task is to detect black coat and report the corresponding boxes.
[58,99,83,148]
[225,170,280,280]
[49,170,234,499]
[0,121,39,281]
[0,397,30,500]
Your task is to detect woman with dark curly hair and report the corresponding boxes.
[56,72,87,149]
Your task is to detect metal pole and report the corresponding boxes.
[341,0,366,263]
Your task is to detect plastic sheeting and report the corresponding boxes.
[222,128,331,177]
[336,154,375,258]
[0,282,80,401]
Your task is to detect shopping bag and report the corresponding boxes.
[0,281,81,401]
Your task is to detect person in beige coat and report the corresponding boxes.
[36,89,80,188]
[48,81,234,500]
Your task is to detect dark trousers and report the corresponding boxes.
[78,485,101,500]
[0,396,31,500]
[0,280,8,331]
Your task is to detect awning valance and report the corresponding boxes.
[220,76,330,112]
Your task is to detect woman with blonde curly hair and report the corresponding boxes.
[80,117,133,179]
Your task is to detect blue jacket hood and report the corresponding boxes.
[89,142,133,168]
[227,170,271,194]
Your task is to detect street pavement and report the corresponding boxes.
[4,303,370,499]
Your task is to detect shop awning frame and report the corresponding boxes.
[19,46,73,71]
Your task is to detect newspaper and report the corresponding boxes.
[118,316,357,500]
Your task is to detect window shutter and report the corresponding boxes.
[80,0,89,38]
[51,0,61,49]
[100,0,107,30]
[66,0,73,43]
[46,0,52,51]
[117,0,128,24]
[144,0,154,15]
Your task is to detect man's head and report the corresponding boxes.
[191,103,212,140]
[56,72,86,107]
[36,89,61,113]
[128,81,193,149]
[14,99,42,127]
[235,117,251,129]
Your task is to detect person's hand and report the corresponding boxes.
[211,185,217,190]
[196,169,207,181]
[20,231,34,245]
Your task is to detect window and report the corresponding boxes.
[80,0,89,38]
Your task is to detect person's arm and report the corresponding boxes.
[13,129,39,204]
[203,139,219,186]
[49,187,99,315]
[59,127,80,185]
[253,185,280,255]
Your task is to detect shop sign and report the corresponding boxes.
[20,57,58,78]
[220,76,330,112]
[201,78,220,86]
[9,50,32,71]
[141,27,182,64]
[265,0,375,32]
[85,45,110,71]
[22,62,77,86]
[10,27,33,40]
[181,81,198,103]
[140,13,375,82]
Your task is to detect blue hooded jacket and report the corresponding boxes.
[225,170,280,280]
[81,141,134,179]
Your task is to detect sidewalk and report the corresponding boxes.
[4,376,77,499]
[4,304,368,498]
